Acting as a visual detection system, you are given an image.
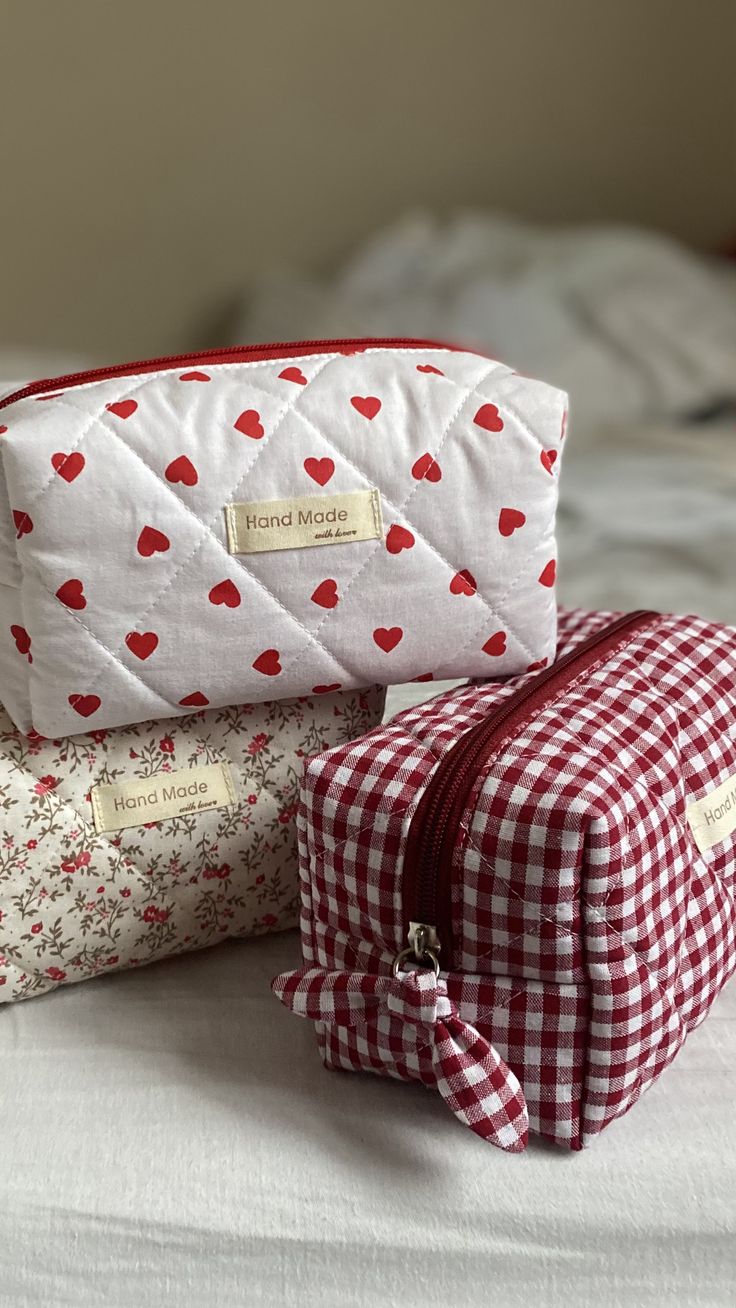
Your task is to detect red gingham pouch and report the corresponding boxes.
[273,607,736,1150]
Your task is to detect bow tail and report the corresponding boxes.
[272,966,382,1024]
[432,1016,529,1152]
[274,966,529,1152]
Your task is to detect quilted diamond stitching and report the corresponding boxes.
[126,352,540,682]
[286,394,553,674]
[78,396,364,693]
[497,397,555,457]
[13,373,157,515]
[23,353,352,711]
[12,348,560,723]
[19,555,181,712]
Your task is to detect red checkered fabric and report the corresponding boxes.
[272,966,528,1150]
[277,607,736,1148]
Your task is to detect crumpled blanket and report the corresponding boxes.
[236,211,736,430]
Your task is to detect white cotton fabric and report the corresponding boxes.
[0,346,565,736]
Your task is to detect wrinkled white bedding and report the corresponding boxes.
[1,930,734,1308]
[558,417,736,624]
[236,212,736,430]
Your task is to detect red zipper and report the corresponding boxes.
[400,609,660,968]
[0,337,459,411]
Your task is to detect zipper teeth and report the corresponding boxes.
[411,609,660,935]
[416,611,649,903]
[0,336,457,411]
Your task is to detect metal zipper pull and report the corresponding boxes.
[393,921,441,977]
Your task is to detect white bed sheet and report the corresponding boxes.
[1,930,734,1308]
[556,418,736,626]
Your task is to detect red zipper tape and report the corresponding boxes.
[401,609,660,963]
[0,337,461,412]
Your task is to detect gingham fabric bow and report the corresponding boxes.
[272,966,529,1152]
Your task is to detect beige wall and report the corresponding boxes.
[2,0,735,359]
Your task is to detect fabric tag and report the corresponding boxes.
[686,768,736,854]
[90,761,236,834]
[225,488,382,554]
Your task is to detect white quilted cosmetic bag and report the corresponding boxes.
[0,338,566,736]
[0,684,384,1002]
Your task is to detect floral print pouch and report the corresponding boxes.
[0,685,384,1002]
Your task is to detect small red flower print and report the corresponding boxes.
[278,803,298,825]
[262,914,278,928]
[34,774,59,796]
[129,749,139,759]
[160,735,175,754]
[120,887,131,898]
[106,956,119,966]
[142,905,158,923]
[248,793,258,805]
[255,875,265,886]
[46,966,67,981]
[155,908,170,924]
[247,732,269,755]
[26,839,37,850]
[31,922,43,935]
[61,850,91,874]
[0,977,6,986]
[203,864,231,881]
